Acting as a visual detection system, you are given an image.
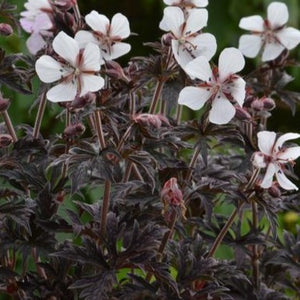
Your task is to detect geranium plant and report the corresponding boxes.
[0,0,300,299]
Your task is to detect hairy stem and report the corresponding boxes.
[100,180,112,237]
[129,91,136,116]
[149,79,165,114]
[33,92,47,139]
[1,110,17,142]
[252,200,260,289]
[175,104,182,125]
[185,145,201,183]
[31,247,47,279]
[94,109,106,149]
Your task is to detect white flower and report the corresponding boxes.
[163,0,208,8]
[178,47,245,124]
[35,31,105,102]
[75,11,131,60]
[159,6,216,68]
[238,1,300,62]
[253,131,300,190]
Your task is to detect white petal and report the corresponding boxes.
[159,7,184,38]
[80,74,104,96]
[81,43,102,71]
[178,86,210,110]
[238,34,263,58]
[75,30,98,49]
[47,81,77,102]
[27,33,46,55]
[278,147,300,161]
[262,42,285,62]
[53,31,79,65]
[110,42,131,60]
[184,55,213,81]
[276,170,298,190]
[276,27,300,50]
[238,15,264,32]
[163,0,175,4]
[257,131,276,155]
[252,152,267,169]
[184,9,208,36]
[34,13,52,32]
[228,77,246,107]
[85,10,109,33]
[267,2,288,29]
[218,47,245,82]
[110,13,130,39]
[35,55,70,83]
[193,0,208,7]
[274,133,300,150]
[20,18,34,33]
[188,33,217,61]
[172,40,194,69]
[260,163,276,189]
[209,96,235,124]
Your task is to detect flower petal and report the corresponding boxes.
[261,42,285,62]
[110,42,131,60]
[276,169,298,190]
[276,27,300,50]
[85,10,109,33]
[110,13,130,39]
[257,131,276,155]
[238,34,263,58]
[267,2,288,29]
[188,33,217,61]
[209,96,235,124]
[27,33,46,55]
[159,7,184,38]
[53,31,79,65]
[229,77,246,107]
[47,81,77,102]
[278,147,300,161]
[238,15,264,31]
[75,30,98,49]
[274,133,300,150]
[218,47,245,81]
[34,13,52,32]
[81,43,103,71]
[172,40,194,68]
[35,55,70,83]
[20,18,34,33]
[184,8,208,36]
[260,163,276,189]
[193,0,208,7]
[178,86,210,110]
[184,55,213,81]
[80,74,105,96]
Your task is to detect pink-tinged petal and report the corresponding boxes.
[261,42,285,61]
[229,77,246,107]
[267,2,288,29]
[110,13,130,39]
[178,86,210,110]
[252,152,267,169]
[159,7,184,38]
[278,147,300,161]
[276,27,300,50]
[193,0,208,7]
[184,55,213,81]
[274,133,300,150]
[53,31,79,65]
[238,15,264,32]
[184,9,208,36]
[75,30,98,48]
[276,170,298,190]
[163,0,176,4]
[260,163,276,189]
[35,55,70,83]
[34,13,52,32]
[20,18,34,33]
[209,96,235,124]
[85,10,109,33]
[81,43,102,72]
[172,40,194,68]
[27,33,46,55]
[80,74,105,96]
[257,131,276,155]
[188,33,217,61]
[238,34,263,58]
[47,81,77,102]
[218,48,245,82]
[110,42,131,60]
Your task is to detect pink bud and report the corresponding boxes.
[235,106,252,121]
[63,123,85,139]
[0,23,13,36]
[0,134,13,147]
[105,61,128,81]
[161,177,183,206]
[133,113,170,128]
[0,95,10,112]
[268,184,281,197]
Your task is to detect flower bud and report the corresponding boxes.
[105,60,128,81]
[133,113,170,128]
[251,96,275,111]
[235,106,252,121]
[0,134,13,147]
[63,123,85,139]
[68,93,95,111]
[268,184,281,197]
[162,33,173,47]
[161,177,183,207]
[0,96,10,112]
[0,23,13,36]
[54,0,77,10]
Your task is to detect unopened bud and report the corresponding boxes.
[262,97,275,110]
[0,134,13,147]
[161,177,183,207]
[105,60,128,81]
[68,93,95,111]
[162,33,173,47]
[0,23,13,36]
[0,97,10,111]
[133,113,170,128]
[268,184,281,197]
[54,0,77,10]
[251,96,275,111]
[63,123,85,139]
[235,106,252,121]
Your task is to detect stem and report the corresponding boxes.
[185,145,201,183]
[1,110,17,142]
[31,247,47,279]
[61,109,71,180]
[175,104,182,125]
[252,200,260,289]
[33,92,47,139]
[129,91,136,117]
[94,109,106,149]
[149,79,165,114]
[117,124,133,152]
[122,162,133,183]
[100,180,112,237]
[207,204,242,257]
